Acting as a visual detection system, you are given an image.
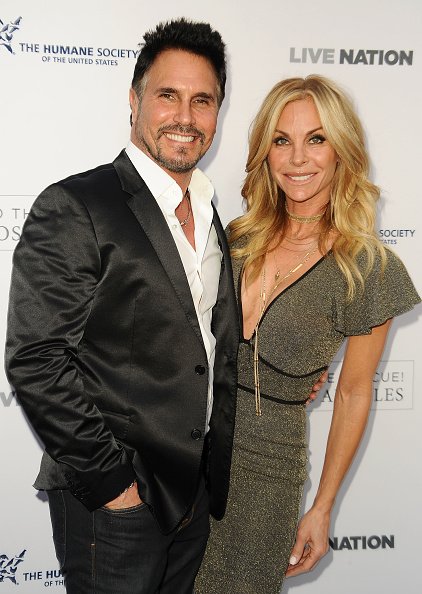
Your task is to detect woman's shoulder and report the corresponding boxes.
[355,244,411,279]
[225,219,249,251]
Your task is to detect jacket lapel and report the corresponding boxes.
[113,151,204,346]
[212,205,240,356]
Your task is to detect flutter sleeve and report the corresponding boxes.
[334,248,420,336]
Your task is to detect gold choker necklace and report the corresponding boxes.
[285,206,324,223]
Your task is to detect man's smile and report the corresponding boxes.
[163,132,196,143]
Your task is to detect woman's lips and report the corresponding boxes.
[285,173,315,182]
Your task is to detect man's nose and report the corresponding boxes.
[173,100,195,126]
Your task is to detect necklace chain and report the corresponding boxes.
[266,246,317,304]
[252,245,318,416]
[178,189,191,227]
[284,234,318,246]
[280,240,317,252]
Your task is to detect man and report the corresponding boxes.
[6,19,238,594]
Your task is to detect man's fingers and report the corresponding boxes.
[307,369,329,404]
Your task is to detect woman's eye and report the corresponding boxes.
[309,134,326,144]
[274,137,289,146]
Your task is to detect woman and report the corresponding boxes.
[196,75,420,593]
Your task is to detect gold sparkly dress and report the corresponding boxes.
[195,242,420,594]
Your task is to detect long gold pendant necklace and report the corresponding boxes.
[253,245,318,416]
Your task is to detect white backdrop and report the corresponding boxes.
[1,1,421,592]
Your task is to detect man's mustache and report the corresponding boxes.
[158,124,205,143]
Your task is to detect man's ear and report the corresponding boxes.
[129,88,139,126]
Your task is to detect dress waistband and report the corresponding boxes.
[237,383,308,406]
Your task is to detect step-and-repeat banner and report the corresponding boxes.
[1,1,420,592]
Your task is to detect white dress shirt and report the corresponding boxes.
[125,141,221,431]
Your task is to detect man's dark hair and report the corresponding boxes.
[132,18,226,107]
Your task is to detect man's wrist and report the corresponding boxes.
[120,480,137,496]
[104,479,140,509]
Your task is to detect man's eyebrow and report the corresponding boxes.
[154,88,216,101]
[155,87,178,95]
[194,92,215,100]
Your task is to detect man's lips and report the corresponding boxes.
[159,125,205,144]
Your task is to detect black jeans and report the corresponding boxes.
[47,477,210,594]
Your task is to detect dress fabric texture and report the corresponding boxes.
[195,241,420,594]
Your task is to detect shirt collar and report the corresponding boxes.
[125,141,214,214]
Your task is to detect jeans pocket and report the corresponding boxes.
[99,502,147,515]
[47,490,66,568]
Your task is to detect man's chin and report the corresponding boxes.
[139,138,205,173]
[158,154,202,174]
[164,162,199,174]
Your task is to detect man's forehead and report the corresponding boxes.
[146,49,218,92]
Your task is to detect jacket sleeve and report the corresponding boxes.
[5,183,135,510]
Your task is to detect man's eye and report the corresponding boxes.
[194,97,211,105]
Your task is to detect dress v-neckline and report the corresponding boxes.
[239,253,329,341]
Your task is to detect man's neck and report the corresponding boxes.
[134,142,194,195]
[165,169,193,196]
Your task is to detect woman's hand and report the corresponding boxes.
[285,507,330,577]
[287,320,392,578]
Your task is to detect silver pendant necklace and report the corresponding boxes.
[179,189,191,227]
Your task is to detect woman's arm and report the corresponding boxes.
[286,318,392,577]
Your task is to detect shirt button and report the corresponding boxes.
[191,429,202,440]
[195,365,206,375]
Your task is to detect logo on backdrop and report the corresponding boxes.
[0,550,26,585]
[378,228,416,246]
[317,360,414,411]
[289,47,414,66]
[0,550,63,588]
[330,535,394,551]
[0,386,18,407]
[0,16,22,54]
[0,15,138,66]
[0,196,35,251]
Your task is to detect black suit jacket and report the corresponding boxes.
[5,151,239,534]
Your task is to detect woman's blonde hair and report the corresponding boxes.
[229,74,385,299]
